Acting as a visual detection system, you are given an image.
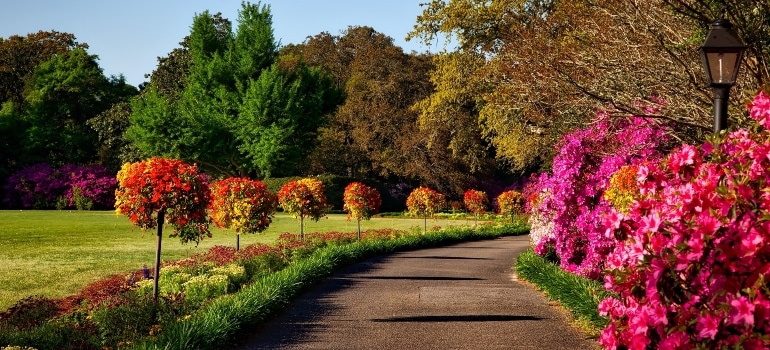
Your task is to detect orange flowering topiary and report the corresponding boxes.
[406,186,446,233]
[209,177,277,249]
[277,178,329,238]
[603,165,640,213]
[497,190,525,219]
[343,182,382,239]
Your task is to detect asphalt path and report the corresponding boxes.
[231,235,599,349]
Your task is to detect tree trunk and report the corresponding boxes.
[423,215,427,234]
[357,219,362,241]
[236,233,240,251]
[300,216,304,241]
[153,209,165,301]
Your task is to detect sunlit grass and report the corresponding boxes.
[0,210,471,310]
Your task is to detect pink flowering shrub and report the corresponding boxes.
[599,91,770,349]
[526,109,672,278]
[3,163,117,209]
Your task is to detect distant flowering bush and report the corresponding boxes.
[463,189,489,215]
[598,91,770,349]
[525,106,672,278]
[209,177,277,234]
[114,157,211,244]
[3,163,117,209]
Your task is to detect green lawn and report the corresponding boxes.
[0,210,473,310]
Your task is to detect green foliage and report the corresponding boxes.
[182,275,230,305]
[514,249,608,333]
[127,3,342,178]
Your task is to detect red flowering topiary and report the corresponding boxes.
[343,182,382,240]
[115,157,211,298]
[463,189,489,226]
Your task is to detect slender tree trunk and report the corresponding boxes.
[300,216,304,241]
[153,209,165,301]
[236,233,240,251]
[423,215,427,234]
[357,219,362,241]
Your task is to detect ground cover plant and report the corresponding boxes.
[0,221,528,350]
[0,211,471,311]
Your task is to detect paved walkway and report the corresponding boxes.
[231,235,599,349]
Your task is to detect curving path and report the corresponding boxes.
[231,235,599,350]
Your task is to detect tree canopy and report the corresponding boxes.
[127,2,341,178]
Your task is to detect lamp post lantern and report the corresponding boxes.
[699,9,746,133]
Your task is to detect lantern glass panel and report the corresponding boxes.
[706,51,740,85]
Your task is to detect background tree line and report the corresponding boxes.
[2,0,768,208]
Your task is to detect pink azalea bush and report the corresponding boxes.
[598,91,770,349]
[3,163,117,209]
[526,106,672,278]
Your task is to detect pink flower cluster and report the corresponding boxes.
[526,110,671,278]
[599,91,770,349]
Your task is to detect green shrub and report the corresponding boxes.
[241,252,287,279]
[210,264,247,290]
[182,275,229,305]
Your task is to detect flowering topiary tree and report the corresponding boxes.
[406,186,446,234]
[277,178,329,240]
[497,190,525,223]
[114,157,211,299]
[209,177,277,250]
[598,91,770,349]
[343,182,382,240]
[463,189,488,227]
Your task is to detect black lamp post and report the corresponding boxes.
[699,9,746,133]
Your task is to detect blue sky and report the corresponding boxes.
[0,0,449,87]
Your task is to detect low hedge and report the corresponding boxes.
[134,223,529,349]
[514,249,609,334]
